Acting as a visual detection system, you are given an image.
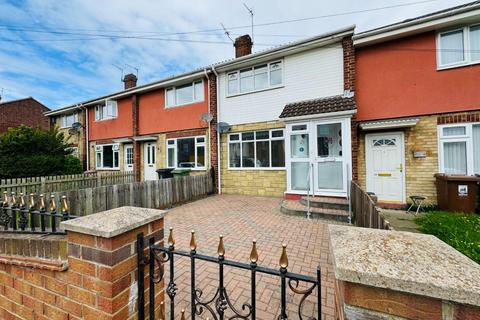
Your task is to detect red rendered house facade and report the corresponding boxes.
[353,2,480,206]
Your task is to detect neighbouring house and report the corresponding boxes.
[45,105,86,168]
[353,1,480,207]
[212,27,356,200]
[0,97,50,133]
[49,71,213,181]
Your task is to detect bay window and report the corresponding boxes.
[165,80,204,107]
[95,144,119,169]
[167,136,206,169]
[437,24,480,68]
[228,129,285,169]
[438,123,479,175]
[95,100,117,121]
[60,112,78,128]
[227,60,283,96]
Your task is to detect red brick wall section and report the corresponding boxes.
[0,219,165,319]
[437,111,480,125]
[132,94,141,182]
[342,37,355,92]
[208,73,218,193]
[0,98,50,133]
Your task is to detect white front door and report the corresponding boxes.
[144,142,157,181]
[366,132,405,202]
[286,117,352,197]
[124,144,133,172]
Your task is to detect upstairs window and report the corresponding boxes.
[165,80,204,107]
[227,60,283,96]
[166,136,206,169]
[437,24,480,68]
[60,112,78,128]
[95,100,117,121]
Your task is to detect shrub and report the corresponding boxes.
[415,211,480,264]
[0,125,82,178]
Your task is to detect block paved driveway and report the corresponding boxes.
[162,195,341,319]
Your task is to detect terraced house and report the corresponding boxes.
[212,27,356,204]
[354,1,480,207]
[49,71,214,181]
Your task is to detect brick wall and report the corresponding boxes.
[0,98,50,133]
[342,37,355,92]
[220,121,286,197]
[208,73,218,193]
[0,208,165,320]
[53,109,86,170]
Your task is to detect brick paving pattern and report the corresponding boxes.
[162,195,342,319]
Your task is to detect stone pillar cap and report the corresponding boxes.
[61,206,165,238]
[329,225,480,306]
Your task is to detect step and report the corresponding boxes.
[280,200,350,223]
[299,196,349,211]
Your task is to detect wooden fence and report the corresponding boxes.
[351,181,391,230]
[52,171,213,216]
[0,171,135,195]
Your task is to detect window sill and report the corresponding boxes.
[437,60,480,71]
[94,117,118,122]
[226,85,284,98]
[96,168,120,171]
[165,100,204,109]
[228,167,286,171]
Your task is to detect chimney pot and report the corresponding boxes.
[123,73,137,90]
[234,35,253,58]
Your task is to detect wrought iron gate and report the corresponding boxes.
[137,229,321,320]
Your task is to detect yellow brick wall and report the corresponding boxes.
[357,115,439,205]
[53,115,84,161]
[220,121,286,197]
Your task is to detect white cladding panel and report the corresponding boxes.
[218,45,344,125]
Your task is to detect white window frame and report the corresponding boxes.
[95,143,120,170]
[166,135,207,170]
[437,24,480,69]
[226,60,284,97]
[438,123,479,175]
[227,129,285,170]
[60,112,78,128]
[67,146,79,158]
[165,79,204,108]
[95,100,118,121]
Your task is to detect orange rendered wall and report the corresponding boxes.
[88,97,133,140]
[356,31,480,121]
[138,79,208,135]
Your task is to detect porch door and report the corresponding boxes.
[365,132,405,202]
[289,124,312,191]
[124,144,133,172]
[143,142,157,181]
[314,121,347,194]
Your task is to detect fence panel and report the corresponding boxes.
[351,181,391,230]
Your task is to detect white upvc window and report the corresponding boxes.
[60,112,78,128]
[228,129,285,169]
[66,146,79,158]
[95,143,120,169]
[165,80,204,107]
[95,100,118,121]
[166,136,206,169]
[438,123,480,175]
[437,24,480,69]
[227,60,283,96]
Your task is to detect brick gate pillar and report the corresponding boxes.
[61,206,165,319]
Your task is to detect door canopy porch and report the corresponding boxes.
[279,94,356,121]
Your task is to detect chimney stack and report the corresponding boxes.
[234,35,253,58]
[123,73,137,90]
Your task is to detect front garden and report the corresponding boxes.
[416,211,480,264]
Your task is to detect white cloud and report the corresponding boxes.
[0,0,471,108]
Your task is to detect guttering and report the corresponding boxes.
[280,109,357,123]
[354,5,480,47]
[45,105,82,116]
[211,65,221,194]
[214,25,355,72]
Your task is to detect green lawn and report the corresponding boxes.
[415,211,480,264]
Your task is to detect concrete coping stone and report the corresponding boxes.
[329,225,480,306]
[61,206,165,238]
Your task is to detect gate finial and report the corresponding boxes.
[180,309,185,320]
[168,227,175,247]
[2,191,7,207]
[250,239,258,264]
[11,192,17,207]
[29,193,36,209]
[49,195,57,211]
[279,243,288,269]
[218,235,225,257]
[39,194,46,210]
[190,230,197,251]
[61,195,68,213]
[19,193,25,209]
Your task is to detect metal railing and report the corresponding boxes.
[0,192,77,235]
[137,228,322,320]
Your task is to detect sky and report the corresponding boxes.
[0,0,472,109]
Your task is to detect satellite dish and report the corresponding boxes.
[71,122,83,130]
[217,122,231,133]
[200,113,213,123]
